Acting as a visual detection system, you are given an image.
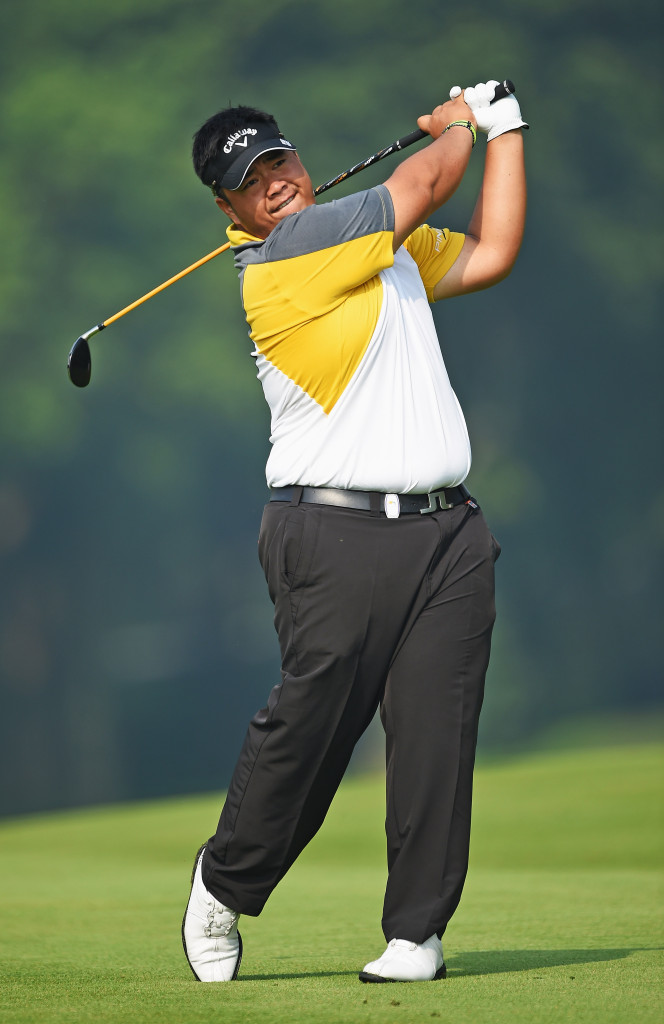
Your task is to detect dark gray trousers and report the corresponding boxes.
[203,495,499,943]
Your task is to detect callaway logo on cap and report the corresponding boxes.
[207,122,297,193]
[223,128,258,154]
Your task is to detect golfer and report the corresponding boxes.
[183,81,527,983]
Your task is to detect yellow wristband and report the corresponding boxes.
[441,120,477,147]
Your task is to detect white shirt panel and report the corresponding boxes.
[260,246,471,493]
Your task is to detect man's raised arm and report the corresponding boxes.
[433,82,527,299]
[383,94,478,252]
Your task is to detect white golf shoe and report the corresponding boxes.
[359,934,446,983]
[181,844,242,982]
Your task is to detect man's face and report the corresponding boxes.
[215,150,315,238]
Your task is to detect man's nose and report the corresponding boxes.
[266,173,287,194]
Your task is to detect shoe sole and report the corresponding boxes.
[359,963,447,983]
[181,842,243,982]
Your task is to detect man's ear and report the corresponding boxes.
[214,194,234,219]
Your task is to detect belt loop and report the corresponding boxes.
[289,485,303,506]
[369,491,382,518]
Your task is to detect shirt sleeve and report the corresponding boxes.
[404,225,465,302]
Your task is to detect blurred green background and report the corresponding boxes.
[1,0,661,817]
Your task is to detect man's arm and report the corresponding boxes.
[433,128,526,300]
[383,95,478,253]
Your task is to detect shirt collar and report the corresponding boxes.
[226,223,263,247]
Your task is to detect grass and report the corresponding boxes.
[0,742,662,1023]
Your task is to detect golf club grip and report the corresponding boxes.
[489,79,515,102]
[392,80,516,150]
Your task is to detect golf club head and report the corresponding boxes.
[68,336,92,387]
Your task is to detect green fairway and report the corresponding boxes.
[0,743,662,1024]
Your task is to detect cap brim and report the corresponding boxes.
[220,138,297,191]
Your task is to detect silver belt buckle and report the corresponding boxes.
[384,493,400,519]
[420,488,452,514]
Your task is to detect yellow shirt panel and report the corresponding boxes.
[242,232,392,414]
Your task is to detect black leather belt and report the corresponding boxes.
[269,484,473,517]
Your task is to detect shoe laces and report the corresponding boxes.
[389,938,418,952]
[203,903,238,938]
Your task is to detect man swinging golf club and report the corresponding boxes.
[183,80,528,983]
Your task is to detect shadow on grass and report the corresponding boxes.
[447,947,652,976]
[239,948,660,982]
[240,970,359,981]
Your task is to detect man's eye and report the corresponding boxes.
[242,178,258,190]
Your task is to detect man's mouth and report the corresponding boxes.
[273,195,296,213]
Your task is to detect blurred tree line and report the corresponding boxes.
[0,0,661,816]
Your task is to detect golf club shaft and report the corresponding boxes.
[314,79,515,195]
[100,241,231,330]
[314,129,426,196]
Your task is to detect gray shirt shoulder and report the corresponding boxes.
[234,184,395,269]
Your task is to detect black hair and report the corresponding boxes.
[192,105,280,197]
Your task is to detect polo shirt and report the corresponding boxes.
[227,184,471,493]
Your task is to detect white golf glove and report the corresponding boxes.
[452,80,528,141]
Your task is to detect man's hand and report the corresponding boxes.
[417,94,477,139]
[455,81,528,141]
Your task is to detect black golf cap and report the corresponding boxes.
[206,121,297,193]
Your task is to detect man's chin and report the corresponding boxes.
[277,192,315,218]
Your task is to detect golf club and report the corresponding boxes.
[68,80,515,387]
